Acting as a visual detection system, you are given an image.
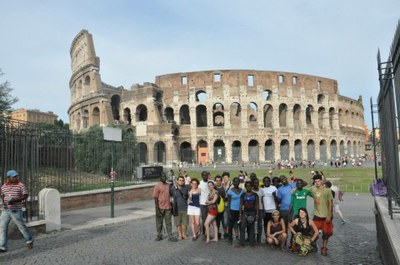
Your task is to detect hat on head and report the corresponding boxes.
[6,170,18,178]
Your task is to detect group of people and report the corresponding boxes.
[153,169,346,257]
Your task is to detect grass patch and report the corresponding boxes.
[182,167,381,193]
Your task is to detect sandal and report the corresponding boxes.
[192,236,197,241]
[281,247,287,252]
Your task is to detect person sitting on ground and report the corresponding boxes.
[266,210,287,252]
[289,207,318,256]
[204,180,219,244]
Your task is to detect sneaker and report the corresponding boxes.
[168,237,178,242]
[321,247,328,256]
[26,240,34,249]
[155,235,163,241]
[0,247,6,252]
[341,220,347,225]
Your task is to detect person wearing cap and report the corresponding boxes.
[0,170,33,252]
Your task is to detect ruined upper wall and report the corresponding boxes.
[70,30,99,75]
[155,70,339,95]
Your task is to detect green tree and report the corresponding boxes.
[0,69,18,114]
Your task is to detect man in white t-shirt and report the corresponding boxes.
[327,181,346,224]
[199,171,210,237]
[262,176,278,237]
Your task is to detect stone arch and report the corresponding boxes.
[279,103,288,127]
[83,109,89,128]
[330,140,337,160]
[155,91,163,102]
[345,110,349,124]
[76,112,81,130]
[111,95,121,121]
[317,94,325,104]
[293,104,301,130]
[329,107,335,129]
[263,104,273,129]
[123,107,132,125]
[213,103,224,126]
[195,90,207,102]
[180,105,191,125]
[232,141,242,163]
[92,107,100,126]
[340,140,345,157]
[294,139,302,160]
[197,140,209,165]
[214,140,226,162]
[137,142,148,165]
[84,75,90,95]
[338,109,343,127]
[196,105,207,127]
[136,104,148,122]
[180,142,193,162]
[307,140,315,160]
[320,140,327,161]
[248,102,258,122]
[265,139,274,161]
[165,107,174,123]
[318,107,325,129]
[262,89,272,101]
[248,140,259,163]
[230,102,241,126]
[347,140,352,157]
[353,140,357,157]
[280,139,290,160]
[154,141,166,164]
[306,105,313,126]
[77,80,82,99]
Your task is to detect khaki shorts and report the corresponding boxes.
[174,211,189,226]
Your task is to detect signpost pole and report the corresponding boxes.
[111,142,115,218]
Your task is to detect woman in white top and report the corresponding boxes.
[262,176,278,238]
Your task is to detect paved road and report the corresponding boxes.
[0,193,381,265]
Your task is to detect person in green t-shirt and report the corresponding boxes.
[290,179,313,220]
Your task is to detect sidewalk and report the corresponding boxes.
[61,199,155,230]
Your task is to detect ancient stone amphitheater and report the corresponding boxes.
[68,30,365,166]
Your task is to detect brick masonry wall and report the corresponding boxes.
[60,184,156,211]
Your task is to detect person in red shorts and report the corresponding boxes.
[309,174,333,256]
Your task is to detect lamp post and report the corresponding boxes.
[103,127,122,218]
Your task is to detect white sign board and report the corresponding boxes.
[103,127,122,142]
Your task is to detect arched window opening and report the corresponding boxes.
[248,102,258,122]
[83,109,89,128]
[279,104,287,127]
[154,141,166,164]
[213,140,226,162]
[93,107,100,125]
[137,142,148,165]
[320,140,327,161]
[248,140,259,163]
[123,108,132,125]
[165,107,174,123]
[318,107,325,129]
[306,105,313,126]
[280,140,290,160]
[136,104,148,122]
[265,139,274,161]
[262,90,272,101]
[293,104,301,130]
[232,141,242,163]
[180,105,191,125]
[317,94,325,104]
[264,104,273,129]
[196,105,207,127]
[196,91,207,102]
[111,95,121,121]
[180,142,193,162]
[294,139,302,160]
[307,140,315,161]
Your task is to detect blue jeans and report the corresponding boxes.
[0,209,32,248]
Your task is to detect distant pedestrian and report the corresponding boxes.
[0,170,34,252]
[153,173,177,242]
[326,181,346,224]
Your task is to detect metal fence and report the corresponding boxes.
[377,21,400,200]
[0,117,147,221]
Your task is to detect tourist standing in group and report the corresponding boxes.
[0,170,34,252]
[266,210,287,251]
[239,181,259,247]
[276,175,297,232]
[204,181,219,244]
[262,176,278,238]
[222,171,232,239]
[252,178,264,244]
[310,174,333,256]
[227,177,244,244]
[290,179,312,220]
[214,175,226,239]
[187,178,201,240]
[171,175,189,240]
[326,181,347,224]
[199,171,210,238]
[289,207,318,256]
[153,173,177,242]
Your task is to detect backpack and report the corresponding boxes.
[217,195,225,213]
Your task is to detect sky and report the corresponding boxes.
[1,0,399,128]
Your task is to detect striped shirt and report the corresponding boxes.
[1,181,28,210]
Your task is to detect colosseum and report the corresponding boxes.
[68,30,365,166]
